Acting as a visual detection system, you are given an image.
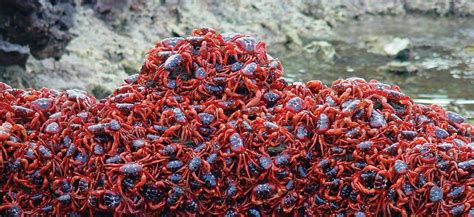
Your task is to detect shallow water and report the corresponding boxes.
[275,15,474,123]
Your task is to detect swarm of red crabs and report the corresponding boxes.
[0,28,473,216]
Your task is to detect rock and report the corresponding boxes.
[384,38,411,56]
[395,48,415,61]
[93,0,130,14]
[0,65,31,88]
[458,44,474,73]
[303,0,405,22]
[25,7,146,95]
[0,40,29,66]
[365,36,411,56]
[304,41,336,62]
[461,44,474,55]
[86,0,142,28]
[0,0,76,65]
[379,61,419,75]
[420,58,460,70]
[283,26,303,47]
[404,0,452,15]
[304,0,474,21]
[453,0,474,16]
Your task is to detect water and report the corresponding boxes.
[273,15,474,123]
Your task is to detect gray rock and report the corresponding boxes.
[303,0,404,22]
[304,41,336,62]
[379,61,419,75]
[404,0,452,15]
[365,36,411,56]
[0,40,29,66]
[0,0,75,63]
[25,7,143,95]
[305,0,474,19]
[87,0,138,28]
[453,0,474,16]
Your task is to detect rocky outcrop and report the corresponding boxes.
[25,1,335,95]
[0,40,29,66]
[303,0,405,23]
[304,0,474,22]
[453,0,474,16]
[83,0,144,28]
[0,0,75,66]
[404,0,474,16]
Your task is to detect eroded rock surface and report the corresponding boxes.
[0,41,29,66]
[0,0,75,65]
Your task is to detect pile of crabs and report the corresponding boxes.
[0,28,473,216]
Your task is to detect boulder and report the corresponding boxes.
[0,0,76,65]
[365,36,411,56]
[304,41,337,62]
[0,40,29,66]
